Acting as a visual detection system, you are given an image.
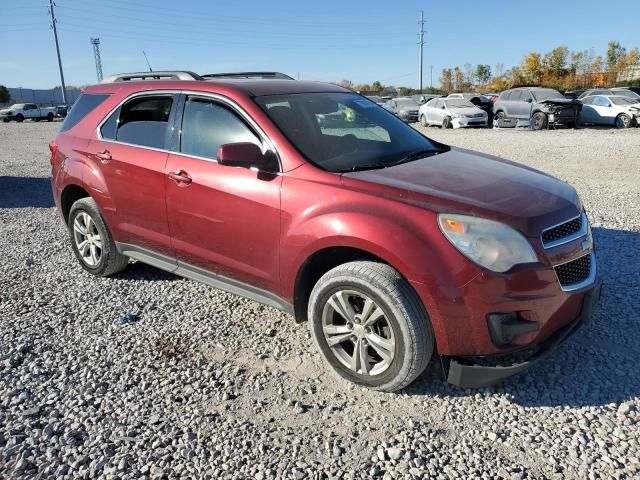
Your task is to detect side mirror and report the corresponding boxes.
[526,98,533,103]
[217,142,276,171]
[441,106,446,110]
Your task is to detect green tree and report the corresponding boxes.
[0,85,10,103]
[371,81,383,92]
[607,41,625,69]
[475,64,492,85]
[543,46,569,75]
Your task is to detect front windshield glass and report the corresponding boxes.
[394,99,419,108]
[531,89,565,101]
[11,104,25,109]
[256,92,446,173]
[445,99,475,108]
[611,96,637,105]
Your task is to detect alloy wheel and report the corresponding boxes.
[321,289,396,376]
[72,212,103,267]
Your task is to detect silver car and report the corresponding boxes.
[418,98,488,128]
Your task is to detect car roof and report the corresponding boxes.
[83,79,349,97]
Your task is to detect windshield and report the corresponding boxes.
[611,96,637,105]
[531,89,565,101]
[445,99,475,108]
[394,99,419,109]
[256,92,446,173]
[11,104,25,109]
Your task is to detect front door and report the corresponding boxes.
[165,95,282,292]
[89,93,177,259]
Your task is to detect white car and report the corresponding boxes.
[419,98,488,128]
[0,103,57,123]
[580,95,639,128]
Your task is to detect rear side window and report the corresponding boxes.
[101,95,173,149]
[501,91,512,101]
[60,93,109,132]
[180,96,259,160]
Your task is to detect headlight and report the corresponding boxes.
[438,214,538,273]
[451,112,462,118]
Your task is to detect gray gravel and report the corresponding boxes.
[1,121,639,479]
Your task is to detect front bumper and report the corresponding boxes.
[444,279,602,388]
[452,116,488,128]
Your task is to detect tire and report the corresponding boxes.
[15,114,24,123]
[419,114,428,127]
[442,116,453,129]
[615,114,631,129]
[68,198,129,277]
[3,118,11,123]
[47,113,54,122]
[532,112,547,130]
[33,118,41,122]
[308,261,434,392]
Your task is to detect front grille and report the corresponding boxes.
[554,254,592,287]
[542,214,583,246]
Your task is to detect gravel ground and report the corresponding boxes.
[1,121,639,479]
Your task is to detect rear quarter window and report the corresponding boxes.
[60,93,109,132]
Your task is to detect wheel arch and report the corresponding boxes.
[60,184,91,224]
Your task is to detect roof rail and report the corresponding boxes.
[101,71,203,83]
[202,72,294,80]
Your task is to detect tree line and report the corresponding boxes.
[337,40,639,96]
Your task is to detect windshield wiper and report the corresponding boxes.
[336,163,389,173]
[388,148,444,167]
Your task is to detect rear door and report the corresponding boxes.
[164,94,282,292]
[89,93,177,261]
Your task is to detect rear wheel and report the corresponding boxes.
[615,114,631,129]
[68,198,129,277]
[2,118,9,123]
[532,112,547,130]
[308,261,434,392]
[442,116,453,129]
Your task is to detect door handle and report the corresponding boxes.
[96,150,111,162]
[167,170,192,186]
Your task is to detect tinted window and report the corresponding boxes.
[611,96,636,105]
[114,96,173,149]
[60,93,109,132]
[180,97,259,160]
[256,92,446,173]
[100,107,119,140]
[581,97,594,105]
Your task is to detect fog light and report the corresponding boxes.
[487,313,539,347]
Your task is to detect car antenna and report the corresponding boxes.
[142,50,153,72]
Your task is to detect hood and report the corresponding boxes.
[538,98,580,106]
[448,106,485,116]
[396,104,420,113]
[341,147,580,237]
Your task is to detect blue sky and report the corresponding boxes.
[2,0,639,89]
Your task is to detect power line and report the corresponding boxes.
[48,0,67,103]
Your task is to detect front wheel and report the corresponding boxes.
[68,198,129,276]
[3,118,11,123]
[616,114,631,129]
[419,114,428,127]
[532,112,547,130]
[442,116,453,129]
[14,114,24,123]
[308,261,434,392]
[47,112,54,122]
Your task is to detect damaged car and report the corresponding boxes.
[493,87,581,130]
[579,95,639,128]
[419,97,488,128]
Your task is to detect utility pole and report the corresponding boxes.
[430,65,433,89]
[90,38,103,82]
[418,10,425,93]
[48,0,67,104]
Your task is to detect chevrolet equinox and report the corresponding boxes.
[50,71,602,392]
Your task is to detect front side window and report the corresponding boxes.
[100,95,173,149]
[180,96,260,160]
[256,92,446,173]
[593,96,610,107]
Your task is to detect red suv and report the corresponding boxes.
[50,71,602,392]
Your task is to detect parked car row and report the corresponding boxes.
[0,103,70,122]
[372,86,640,130]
